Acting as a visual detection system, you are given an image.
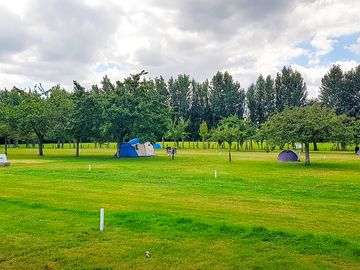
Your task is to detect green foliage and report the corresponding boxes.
[351,119,360,146]
[275,66,307,112]
[166,118,189,147]
[212,116,242,161]
[320,64,360,119]
[262,104,353,164]
[199,121,209,140]
[48,85,73,145]
[209,71,245,127]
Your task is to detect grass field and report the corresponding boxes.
[0,147,359,269]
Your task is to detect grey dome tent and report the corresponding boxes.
[357,150,360,155]
[277,150,300,162]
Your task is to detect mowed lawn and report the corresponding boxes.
[0,148,359,270]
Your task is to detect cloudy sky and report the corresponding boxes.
[1,0,360,97]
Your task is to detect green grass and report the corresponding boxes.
[0,148,359,269]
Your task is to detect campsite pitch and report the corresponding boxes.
[0,148,359,269]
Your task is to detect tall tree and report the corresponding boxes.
[264,75,276,120]
[168,74,190,121]
[254,75,266,126]
[48,85,73,148]
[275,66,307,112]
[17,89,54,156]
[319,65,343,112]
[209,71,245,127]
[187,80,206,139]
[246,84,257,123]
[70,81,102,157]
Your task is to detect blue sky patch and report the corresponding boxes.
[95,63,122,73]
[291,32,360,66]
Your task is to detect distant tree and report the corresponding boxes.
[264,75,276,120]
[166,118,189,148]
[246,84,257,123]
[168,74,190,121]
[236,119,255,150]
[275,66,307,112]
[320,65,360,119]
[343,66,360,119]
[352,119,360,147]
[212,116,240,162]
[0,105,11,155]
[209,71,245,127]
[262,104,352,165]
[154,76,168,98]
[199,121,209,149]
[319,65,343,111]
[70,81,102,157]
[246,75,276,127]
[129,78,170,143]
[0,88,27,152]
[16,89,54,156]
[187,80,202,139]
[48,85,73,148]
[254,75,266,126]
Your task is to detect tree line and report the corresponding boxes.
[0,65,359,160]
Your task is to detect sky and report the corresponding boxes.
[0,0,360,98]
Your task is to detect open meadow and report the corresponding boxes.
[0,147,359,269]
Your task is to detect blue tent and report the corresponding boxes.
[153,143,162,149]
[118,138,155,158]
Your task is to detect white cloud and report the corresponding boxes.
[308,35,337,65]
[293,60,360,98]
[345,37,360,55]
[0,0,360,98]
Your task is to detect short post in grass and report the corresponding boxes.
[323,154,326,160]
[214,170,217,178]
[88,164,91,171]
[100,208,104,232]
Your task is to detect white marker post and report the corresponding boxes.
[214,170,217,178]
[88,164,91,171]
[100,208,104,232]
[323,155,326,160]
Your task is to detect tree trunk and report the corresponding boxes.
[228,143,232,162]
[341,142,346,151]
[76,139,80,157]
[162,137,165,149]
[202,137,206,149]
[305,142,310,166]
[13,139,19,148]
[38,139,44,156]
[182,139,184,149]
[116,139,122,158]
[313,142,318,151]
[4,137,8,155]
